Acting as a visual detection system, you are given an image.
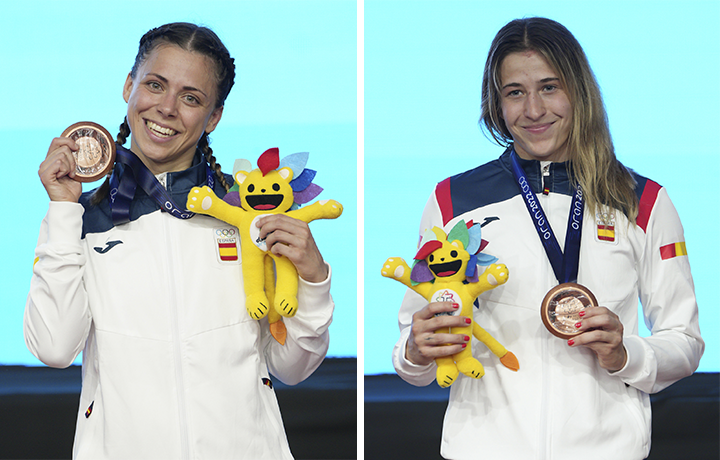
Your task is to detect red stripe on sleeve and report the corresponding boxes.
[436,178,453,227]
[636,179,662,232]
[660,243,677,260]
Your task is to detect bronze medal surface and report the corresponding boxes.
[541,283,597,339]
[61,122,115,182]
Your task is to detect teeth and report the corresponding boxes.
[146,120,177,137]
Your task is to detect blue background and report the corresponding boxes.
[364,0,719,374]
[0,0,357,365]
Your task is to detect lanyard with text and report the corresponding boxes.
[109,145,215,225]
[509,150,584,284]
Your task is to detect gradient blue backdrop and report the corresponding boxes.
[365,0,719,374]
[0,0,357,365]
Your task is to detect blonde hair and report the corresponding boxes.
[481,17,638,222]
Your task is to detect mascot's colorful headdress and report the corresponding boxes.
[223,147,323,210]
[410,220,498,285]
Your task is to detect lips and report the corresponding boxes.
[145,120,178,138]
[524,123,553,134]
[246,194,283,211]
[429,260,462,277]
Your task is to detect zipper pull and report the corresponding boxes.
[542,163,550,195]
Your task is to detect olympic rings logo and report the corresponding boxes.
[215,228,236,237]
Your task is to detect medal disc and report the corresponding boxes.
[540,283,597,339]
[61,122,116,182]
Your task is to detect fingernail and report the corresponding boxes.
[575,322,582,328]
[464,335,470,342]
[465,318,472,324]
[578,311,586,317]
[567,339,575,346]
[452,303,459,309]
[461,343,467,348]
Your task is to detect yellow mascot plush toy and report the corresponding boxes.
[187,147,342,344]
[382,219,518,387]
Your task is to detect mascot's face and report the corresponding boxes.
[426,240,469,282]
[236,167,295,213]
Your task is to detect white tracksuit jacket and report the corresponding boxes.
[25,155,334,459]
[392,149,703,460]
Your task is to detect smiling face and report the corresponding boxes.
[122,44,223,174]
[237,168,295,214]
[427,240,469,282]
[500,51,572,162]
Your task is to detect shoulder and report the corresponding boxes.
[78,188,114,237]
[630,171,663,233]
[434,151,515,226]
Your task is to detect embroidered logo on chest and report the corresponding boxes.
[214,227,240,263]
[595,211,618,245]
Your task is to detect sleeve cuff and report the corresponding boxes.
[607,335,645,379]
[46,202,84,245]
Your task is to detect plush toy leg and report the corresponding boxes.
[433,327,460,387]
[272,255,299,317]
[264,256,286,345]
[436,355,459,388]
[472,323,519,371]
[243,252,270,320]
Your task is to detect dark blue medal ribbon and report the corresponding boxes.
[108,145,214,225]
[510,150,584,284]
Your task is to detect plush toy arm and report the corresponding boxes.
[381,257,432,299]
[287,199,343,223]
[186,186,246,227]
[468,263,509,298]
[381,257,413,287]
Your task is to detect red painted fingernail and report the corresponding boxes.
[575,322,582,328]
[464,335,470,342]
[461,343,467,348]
[578,311,586,317]
[465,318,472,324]
[568,339,575,346]
[452,303,460,309]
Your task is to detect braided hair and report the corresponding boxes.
[91,23,235,205]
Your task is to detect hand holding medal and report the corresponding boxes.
[61,122,116,182]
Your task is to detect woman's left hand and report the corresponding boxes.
[256,214,328,283]
[568,306,628,372]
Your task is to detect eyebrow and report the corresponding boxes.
[146,73,209,98]
[502,77,561,90]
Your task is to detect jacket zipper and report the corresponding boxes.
[163,214,191,459]
[539,162,552,460]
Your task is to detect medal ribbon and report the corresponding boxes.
[109,145,214,225]
[510,150,584,284]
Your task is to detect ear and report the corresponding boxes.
[204,106,224,135]
[451,240,463,249]
[123,73,133,103]
[235,170,250,185]
[277,167,294,182]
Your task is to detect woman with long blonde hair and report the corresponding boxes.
[393,17,703,459]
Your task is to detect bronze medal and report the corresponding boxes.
[61,122,115,182]
[540,283,597,339]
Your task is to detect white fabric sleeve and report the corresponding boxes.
[24,202,91,368]
[613,187,704,393]
[391,191,443,386]
[264,263,334,385]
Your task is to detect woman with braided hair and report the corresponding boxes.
[26,22,334,459]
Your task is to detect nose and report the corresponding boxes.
[524,91,546,120]
[158,92,178,117]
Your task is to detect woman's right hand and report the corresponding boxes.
[39,138,82,202]
[405,301,471,366]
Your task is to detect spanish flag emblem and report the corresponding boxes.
[660,242,687,260]
[218,242,238,261]
[596,211,616,243]
[597,224,615,242]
